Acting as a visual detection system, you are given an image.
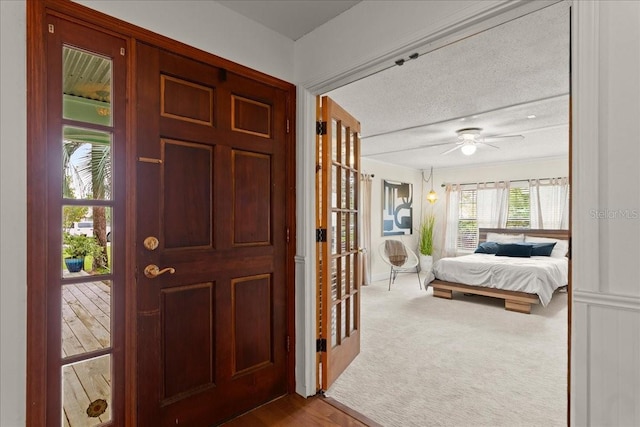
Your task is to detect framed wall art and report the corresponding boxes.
[382,179,413,236]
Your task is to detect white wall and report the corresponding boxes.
[77,1,295,82]
[294,0,557,91]
[571,2,640,425]
[428,157,569,259]
[0,2,26,426]
[295,1,480,87]
[361,159,424,281]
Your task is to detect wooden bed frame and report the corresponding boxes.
[431,228,569,314]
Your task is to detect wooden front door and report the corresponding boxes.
[316,96,362,391]
[135,43,290,426]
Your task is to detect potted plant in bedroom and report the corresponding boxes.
[63,232,101,273]
[418,213,435,272]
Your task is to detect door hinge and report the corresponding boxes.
[315,228,327,242]
[286,227,290,243]
[286,335,290,352]
[286,119,290,134]
[316,121,327,135]
[316,338,327,353]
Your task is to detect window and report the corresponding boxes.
[456,186,531,250]
[447,178,568,254]
[457,189,478,251]
[507,186,530,228]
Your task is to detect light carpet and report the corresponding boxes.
[325,273,568,427]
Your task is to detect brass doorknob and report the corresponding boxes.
[143,236,159,251]
[144,264,175,278]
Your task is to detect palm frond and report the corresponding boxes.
[76,143,111,199]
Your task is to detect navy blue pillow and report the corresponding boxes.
[530,242,556,256]
[475,241,500,254]
[496,243,533,257]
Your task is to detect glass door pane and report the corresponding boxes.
[59,43,118,426]
[62,355,111,426]
[63,47,112,127]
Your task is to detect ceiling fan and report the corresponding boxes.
[441,127,524,155]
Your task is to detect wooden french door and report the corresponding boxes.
[135,43,290,425]
[316,96,362,391]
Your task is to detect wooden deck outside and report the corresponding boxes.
[61,279,112,426]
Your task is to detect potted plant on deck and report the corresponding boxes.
[63,233,101,273]
[418,214,435,272]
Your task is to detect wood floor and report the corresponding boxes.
[222,394,382,427]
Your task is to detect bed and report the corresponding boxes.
[428,228,569,314]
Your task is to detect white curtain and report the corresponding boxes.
[477,181,511,228]
[442,184,461,257]
[360,174,373,285]
[530,177,570,229]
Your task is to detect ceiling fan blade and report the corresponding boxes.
[441,145,463,155]
[420,141,460,149]
[484,134,524,142]
[478,141,500,149]
[362,140,463,156]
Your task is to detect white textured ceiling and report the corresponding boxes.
[327,2,570,170]
[215,1,569,171]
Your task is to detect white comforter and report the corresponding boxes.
[428,254,568,306]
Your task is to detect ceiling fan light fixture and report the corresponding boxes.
[457,127,482,141]
[461,143,477,156]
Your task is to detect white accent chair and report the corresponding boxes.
[378,240,421,291]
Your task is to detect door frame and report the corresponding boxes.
[295,0,571,405]
[26,1,297,425]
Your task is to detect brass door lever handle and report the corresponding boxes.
[144,264,176,278]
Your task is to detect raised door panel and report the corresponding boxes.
[161,75,214,126]
[233,150,271,246]
[161,283,215,401]
[162,140,213,249]
[231,95,271,138]
[232,274,272,375]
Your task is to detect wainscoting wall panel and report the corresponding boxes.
[571,2,640,426]
[572,293,640,426]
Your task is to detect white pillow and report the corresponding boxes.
[486,232,525,243]
[525,236,569,258]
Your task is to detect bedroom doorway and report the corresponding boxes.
[314,2,572,425]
